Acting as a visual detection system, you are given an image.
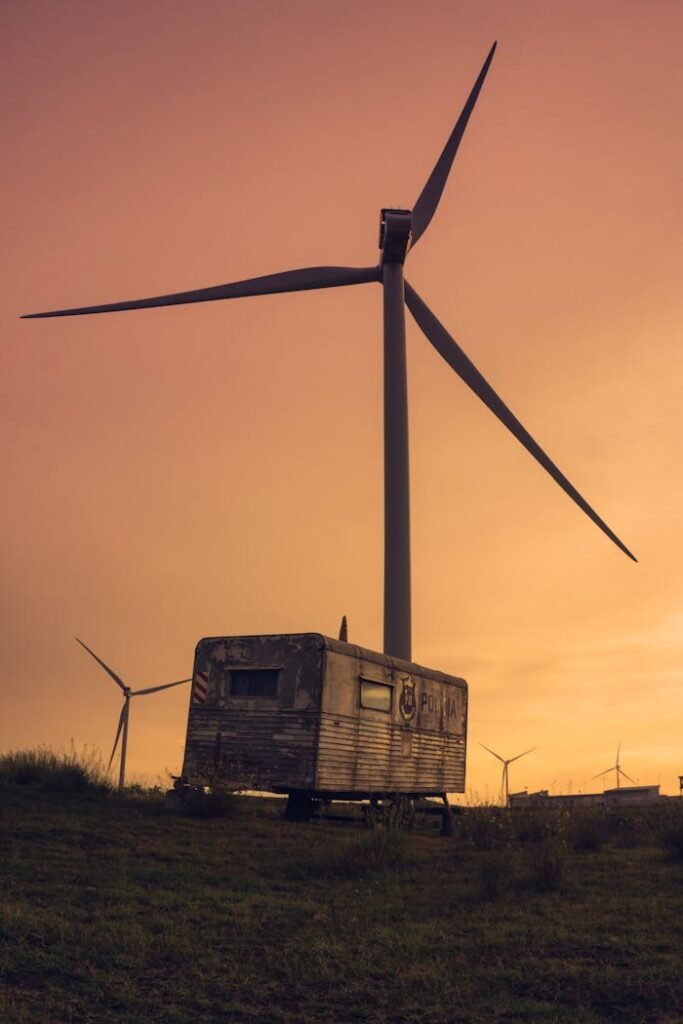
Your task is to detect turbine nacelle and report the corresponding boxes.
[379,208,412,265]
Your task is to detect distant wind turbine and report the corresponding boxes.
[76,638,191,790]
[480,743,536,807]
[592,741,636,790]
[26,44,636,663]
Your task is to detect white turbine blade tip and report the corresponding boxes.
[75,637,127,691]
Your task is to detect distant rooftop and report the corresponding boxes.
[509,785,661,807]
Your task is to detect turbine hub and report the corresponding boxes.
[379,209,412,265]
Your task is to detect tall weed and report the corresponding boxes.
[0,745,111,794]
[477,850,515,901]
[525,838,568,893]
[568,809,606,851]
[297,828,408,879]
[659,805,683,860]
[363,795,415,831]
[458,807,511,850]
[513,807,553,845]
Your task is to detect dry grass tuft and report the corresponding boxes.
[0,745,111,794]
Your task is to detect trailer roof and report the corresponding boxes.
[195,632,466,688]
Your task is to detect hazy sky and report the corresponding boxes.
[3,0,682,797]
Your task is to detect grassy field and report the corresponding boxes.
[1,760,683,1023]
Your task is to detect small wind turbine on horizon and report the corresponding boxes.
[480,743,536,807]
[25,43,636,663]
[76,638,191,790]
[592,741,636,790]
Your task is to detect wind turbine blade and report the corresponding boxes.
[107,705,126,771]
[75,637,127,691]
[508,747,536,764]
[616,740,621,763]
[621,770,637,785]
[410,42,497,248]
[592,767,615,779]
[133,678,192,696]
[404,282,637,562]
[479,742,504,763]
[21,265,380,319]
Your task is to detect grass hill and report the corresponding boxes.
[1,750,683,1022]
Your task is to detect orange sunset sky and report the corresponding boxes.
[2,1,682,798]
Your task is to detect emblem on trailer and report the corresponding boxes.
[399,677,417,721]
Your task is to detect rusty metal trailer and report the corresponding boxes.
[181,633,467,815]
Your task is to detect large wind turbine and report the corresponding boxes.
[76,638,191,790]
[480,743,536,807]
[25,44,636,662]
[592,742,636,790]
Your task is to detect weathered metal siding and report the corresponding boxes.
[316,640,467,795]
[316,716,466,793]
[181,633,468,796]
[182,634,323,790]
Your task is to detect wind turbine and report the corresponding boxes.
[76,637,191,790]
[480,743,536,807]
[592,742,636,790]
[25,44,636,663]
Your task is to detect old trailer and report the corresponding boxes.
[181,632,467,815]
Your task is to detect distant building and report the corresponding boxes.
[603,785,660,805]
[508,785,660,809]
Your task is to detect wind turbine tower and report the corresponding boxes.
[593,742,636,790]
[481,743,536,807]
[76,638,191,789]
[25,45,636,663]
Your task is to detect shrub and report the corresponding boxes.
[299,828,408,879]
[660,811,683,860]
[513,808,550,845]
[477,850,515,901]
[195,787,242,819]
[164,781,242,818]
[569,809,605,852]
[0,746,111,794]
[458,807,510,850]
[526,838,568,893]
[363,795,415,831]
[604,808,646,849]
[172,755,253,818]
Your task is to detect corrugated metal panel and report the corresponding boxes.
[316,712,466,794]
[184,706,318,790]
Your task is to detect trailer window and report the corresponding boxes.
[360,680,392,712]
[230,669,279,697]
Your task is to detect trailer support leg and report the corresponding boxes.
[285,791,318,822]
[441,793,454,836]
